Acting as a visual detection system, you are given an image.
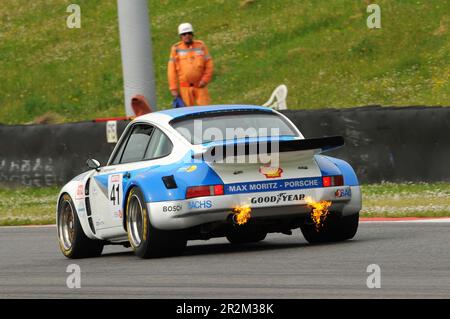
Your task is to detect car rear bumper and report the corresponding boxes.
[147,185,361,230]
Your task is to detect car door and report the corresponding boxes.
[88,123,156,239]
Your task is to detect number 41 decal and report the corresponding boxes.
[110,184,120,205]
[108,174,123,219]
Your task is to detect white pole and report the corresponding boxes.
[117,0,157,115]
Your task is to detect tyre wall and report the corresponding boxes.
[0,120,129,187]
[282,106,450,183]
[0,106,449,186]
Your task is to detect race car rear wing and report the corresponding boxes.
[192,136,344,161]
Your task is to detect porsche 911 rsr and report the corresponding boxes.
[56,105,361,258]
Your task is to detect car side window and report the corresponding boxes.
[144,128,173,160]
[119,125,154,164]
[110,127,132,165]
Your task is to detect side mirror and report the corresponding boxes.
[86,159,101,171]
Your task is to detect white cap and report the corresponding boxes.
[178,23,194,35]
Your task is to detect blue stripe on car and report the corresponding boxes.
[157,104,273,120]
[314,155,341,176]
[136,163,223,202]
[93,152,224,210]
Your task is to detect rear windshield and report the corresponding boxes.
[170,111,298,145]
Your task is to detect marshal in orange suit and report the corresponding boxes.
[168,23,214,106]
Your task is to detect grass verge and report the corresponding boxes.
[0,187,58,226]
[361,182,450,218]
[0,182,449,226]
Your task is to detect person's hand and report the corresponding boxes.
[198,81,207,88]
[170,90,179,97]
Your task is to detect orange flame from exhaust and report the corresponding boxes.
[233,205,252,225]
[305,196,331,231]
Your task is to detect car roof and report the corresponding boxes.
[135,105,274,125]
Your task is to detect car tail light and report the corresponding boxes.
[322,175,344,187]
[186,184,224,199]
[213,184,224,195]
[333,175,344,186]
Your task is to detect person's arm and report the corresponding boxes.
[168,46,179,95]
[199,44,213,87]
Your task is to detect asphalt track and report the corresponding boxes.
[0,220,449,299]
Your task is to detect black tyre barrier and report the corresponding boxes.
[281,105,450,183]
[0,120,129,187]
[0,106,449,187]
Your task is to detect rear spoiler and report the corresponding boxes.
[192,136,344,160]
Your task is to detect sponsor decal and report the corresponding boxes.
[179,165,197,173]
[75,184,84,199]
[185,165,197,173]
[259,164,283,178]
[95,220,105,227]
[225,177,322,195]
[251,192,305,205]
[113,209,123,219]
[188,200,212,209]
[162,204,183,213]
[335,188,352,198]
[108,174,123,219]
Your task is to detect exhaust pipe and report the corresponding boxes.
[229,205,252,226]
[229,213,240,225]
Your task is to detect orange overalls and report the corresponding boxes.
[168,40,214,106]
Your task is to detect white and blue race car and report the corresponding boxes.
[57,105,361,258]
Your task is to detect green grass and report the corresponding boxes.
[0,0,449,124]
[0,187,59,226]
[361,182,450,218]
[1,183,449,226]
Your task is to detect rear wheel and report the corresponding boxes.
[126,187,187,258]
[57,194,104,258]
[300,212,359,244]
[226,228,267,244]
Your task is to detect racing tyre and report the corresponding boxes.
[57,194,104,258]
[226,229,267,244]
[300,212,359,244]
[126,187,187,258]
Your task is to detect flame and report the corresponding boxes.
[233,205,252,225]
[305,196,331,231]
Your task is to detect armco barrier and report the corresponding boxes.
[0,106,449,187]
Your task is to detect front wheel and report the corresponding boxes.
[126,187,187,258]
[57,194,104,258]
[300,212,359,244]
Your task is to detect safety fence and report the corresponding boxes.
[0,106,449,187]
